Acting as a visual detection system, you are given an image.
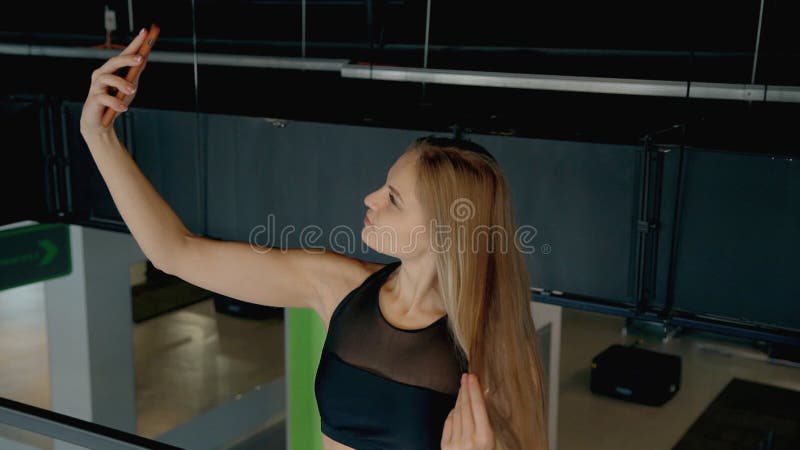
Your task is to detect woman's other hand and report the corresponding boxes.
[442,373,496,450]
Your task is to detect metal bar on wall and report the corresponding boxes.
[1,42,799,103]
[342,63,688,96]
[341,64,800,103]
[0,43,347,71]
[764,85,800,103]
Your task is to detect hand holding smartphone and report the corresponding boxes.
[100,23,160,128]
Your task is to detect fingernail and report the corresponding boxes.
[135,55,142,62]
[139,28,145,35]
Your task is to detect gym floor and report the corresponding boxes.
[1,276,798,449]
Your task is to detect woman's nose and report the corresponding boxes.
[364,191,377,210]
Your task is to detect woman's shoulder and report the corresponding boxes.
[321,252,387,284]
[343,259,395,295]
[316,253,389,322]
[359,259,390,277]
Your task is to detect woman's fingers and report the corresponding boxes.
[468,375,494,444]
[92,92,129,112]
[461,373,475,436]
[91,54,143,84]
[120,28,148,56]
[91,72,136,96]
[91,26,146,85]
[453,379,464,440]
[443,374,495,449]
[133,58,148,85]
[441,410,454,446]
[122,29,150,86]
[81,30,146,136]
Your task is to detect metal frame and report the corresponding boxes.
[528,129,800,348]
[532,294,800,347]
[1,42,799,102]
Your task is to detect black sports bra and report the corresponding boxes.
[315,260,469,450]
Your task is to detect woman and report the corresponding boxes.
[79,30,548,450]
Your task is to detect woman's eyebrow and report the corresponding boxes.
[388,185,405,205]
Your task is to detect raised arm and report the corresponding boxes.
[79,29,184,270]
[78,30,357,317]
[162,237,356,315]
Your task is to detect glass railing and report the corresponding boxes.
[0,395,184,450]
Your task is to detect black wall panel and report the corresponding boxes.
[667,149,799,330]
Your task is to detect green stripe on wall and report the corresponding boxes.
[287,307,325,450]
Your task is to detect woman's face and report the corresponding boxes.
[362,151,430,258]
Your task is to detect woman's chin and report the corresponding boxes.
[360,231,373,247]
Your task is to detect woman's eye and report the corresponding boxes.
[389,192,397,206]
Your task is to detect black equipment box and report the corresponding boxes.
[590,344,681,406]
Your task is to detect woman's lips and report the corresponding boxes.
[364,215,372,226]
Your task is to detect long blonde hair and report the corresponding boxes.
[408,136,548,450]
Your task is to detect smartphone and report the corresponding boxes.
[102,23,160,128]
